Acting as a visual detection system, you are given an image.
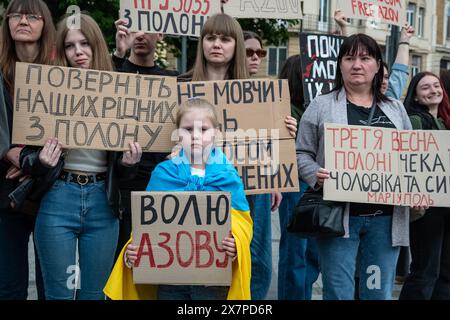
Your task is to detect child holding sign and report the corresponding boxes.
[104,98,253,300]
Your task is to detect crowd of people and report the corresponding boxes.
[0,0,449,301]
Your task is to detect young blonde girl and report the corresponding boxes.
[104,98,252,300]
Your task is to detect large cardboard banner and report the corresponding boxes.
[120,0,221,37]
[299,33,345,107]
[131,191,232,285]
[324,124,450,207]
[337,0,407,27]
[223,0,303,19]
[178,79,300,194]
[12,63,178,152]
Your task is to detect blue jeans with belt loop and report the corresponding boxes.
[277,182,320,300]
[249,193,272,300]
[317,215,400,300]
[34,179,118,300]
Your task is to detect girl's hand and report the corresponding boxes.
[121,142,142,166]
[285,116,297,138]
[39,138,62,168]
[316,168,330,188]
[400,24,415,43]
[271,192,282,212]
[124,243,139,268]
[222,231,236,260]
[5,165,29,181]
[334,9,349,28]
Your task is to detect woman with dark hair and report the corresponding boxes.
[243,31,266,76]
[297,34,412,300]
[399,71,450,300]
[277,55,319,300]
[0,0,55,300]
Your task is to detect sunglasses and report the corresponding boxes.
[246,48,267,58]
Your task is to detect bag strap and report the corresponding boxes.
[367,97,377,126]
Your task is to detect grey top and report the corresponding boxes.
[296,88,412,247]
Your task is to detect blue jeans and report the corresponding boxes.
[158,285,228,300]
[278,183,320,300]
[34,179,119,300]
[249,193,272,300]
[317,216,400,300]
[0,208,44,300]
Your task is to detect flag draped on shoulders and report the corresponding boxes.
[104,148,252,300]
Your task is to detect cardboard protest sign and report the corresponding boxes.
[120,0,221,37]
[131,191,232,285]
[178,79,300,194]
[299,33,345,107]
[324,124,450,207]
[223,0,303,19]
[12,62,178,152]
[337,0,407,27]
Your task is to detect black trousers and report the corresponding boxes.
[0,208,45,300]
[400,208,450,300]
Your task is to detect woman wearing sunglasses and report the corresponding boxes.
[243,31,267,76]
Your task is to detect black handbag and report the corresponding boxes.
[287,189,345,238]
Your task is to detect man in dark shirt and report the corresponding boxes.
[113,19,179,257]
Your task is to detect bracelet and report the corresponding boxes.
[398,42,410,46]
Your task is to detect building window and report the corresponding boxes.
[267,46,287,76]
[411,55,422,77]
[447,6,450,40]
[417,8,424,37]
[318,0,329,31]
[406,3,416,27]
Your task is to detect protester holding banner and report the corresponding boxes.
[19,13,142,300]
[243,29,284,299]
[105,98,252,300]
[0,0,55,300]
[112,18,179,259]
[277,54,319,300]
[399,72,450,300]
[297,34,412,300]
[177,13,294,299]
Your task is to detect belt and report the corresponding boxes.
[59,171,107,186]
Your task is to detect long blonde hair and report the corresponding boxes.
[0,0,56,93]
[55,13,113,71]
[189,13,248,81]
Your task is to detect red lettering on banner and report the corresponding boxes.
[392,131,439,152]
[135,233,156,268]
[135,230,227,269]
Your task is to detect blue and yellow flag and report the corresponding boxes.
[104,148,252,300]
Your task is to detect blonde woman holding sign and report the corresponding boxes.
[0,0,55,300]
[178,13,295,299]
[20,13,142,300]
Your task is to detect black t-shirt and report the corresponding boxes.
[346,100,396,216]
[113,55,179,203]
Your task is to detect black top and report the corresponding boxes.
[112,55,179,205]
[346,100,396,216]
[113,54,179,77]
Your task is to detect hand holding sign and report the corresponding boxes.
[114,18,145,58]
[316,168,330,188]
[39,138,62,168]
[284,116,298,138]
[400,23,415,43]
[121,141,142,166]
[222,230,236,259]
[124,243,139,268]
